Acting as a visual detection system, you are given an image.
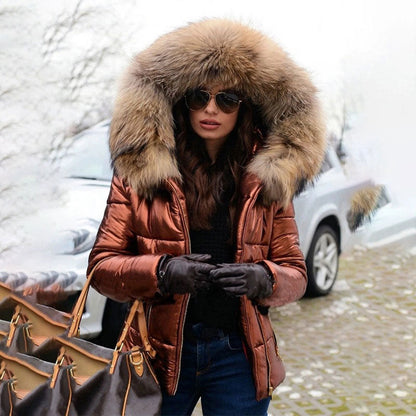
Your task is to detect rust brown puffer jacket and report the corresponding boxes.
[87,18,326,400]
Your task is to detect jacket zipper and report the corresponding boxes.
[145,304,152,336]
[239,185,272,396]
[166,181,192,395]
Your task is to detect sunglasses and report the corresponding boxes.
[185,89,242,113]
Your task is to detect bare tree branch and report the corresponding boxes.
[0,1,141,257]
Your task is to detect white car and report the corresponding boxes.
[293,145,375,296]
[0,121,112,339]
[0,120,379,340]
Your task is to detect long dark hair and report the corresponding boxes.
[173,97,264,230]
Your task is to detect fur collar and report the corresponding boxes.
[109,18,326,207]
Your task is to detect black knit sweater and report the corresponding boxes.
[186,197,240,332]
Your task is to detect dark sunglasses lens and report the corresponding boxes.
[187,90,210,110]
[216,92,240,113]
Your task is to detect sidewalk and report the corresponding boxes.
[269,240,416,415]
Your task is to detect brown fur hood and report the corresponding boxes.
[109,18,326,207]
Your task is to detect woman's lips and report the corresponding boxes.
[200,119,220,130]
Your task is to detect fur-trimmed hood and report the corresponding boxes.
[110,18,326,207]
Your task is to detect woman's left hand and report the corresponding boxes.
[209,263,274,299]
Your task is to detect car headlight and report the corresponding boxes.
[61,219,100,255]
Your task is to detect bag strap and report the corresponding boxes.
[109,299,155,374]
[67,260,104,337]
[136,301,156,358]
[115,300,156,358]
[68,262,156,359]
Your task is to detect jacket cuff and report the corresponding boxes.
[255,260,277,304]
[156,254,173,295]
[258,261,275,289]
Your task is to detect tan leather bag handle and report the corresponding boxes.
[67,261,102,337]
[67,262,155,358]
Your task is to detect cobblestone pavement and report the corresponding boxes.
[269,239,416,415]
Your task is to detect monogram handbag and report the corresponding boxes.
[0,267,162,416]
[31,299,161,416]
[0,282,70,353]
[0,349,77,416]
[67,262,161,415]
[72,300,161,416]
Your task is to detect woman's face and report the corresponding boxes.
[188,85,240,160]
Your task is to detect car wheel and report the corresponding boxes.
[305,224,339,297]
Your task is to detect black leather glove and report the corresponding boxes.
[157,254,216,295]
[210,263,274,300]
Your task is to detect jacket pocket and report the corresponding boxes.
[267,333,285,388]
[257,311,286,390]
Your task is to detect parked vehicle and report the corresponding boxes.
[0,120,380,339]
[0,120,112,339]
[293,146,374,296]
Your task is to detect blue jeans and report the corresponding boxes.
[161,323,270,416]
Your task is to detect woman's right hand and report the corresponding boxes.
[157,254,216,295]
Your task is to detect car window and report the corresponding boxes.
[60,127,112,181]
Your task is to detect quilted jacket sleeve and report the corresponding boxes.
[259,202,307,307]
[87,175,164,302]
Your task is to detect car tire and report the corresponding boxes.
[305,224,339,297]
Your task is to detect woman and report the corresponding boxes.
[88,18,326,415]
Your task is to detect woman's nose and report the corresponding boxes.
[205,95,219,113]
